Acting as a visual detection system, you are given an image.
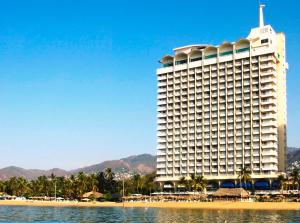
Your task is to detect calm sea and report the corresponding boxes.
[0,205,299,223]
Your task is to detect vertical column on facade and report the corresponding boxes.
[193,66,197,176]
[165,70,169,178]
[167,70,170,178]
[249,48,254,175]
[187,57,190,176]
[258,55,262,175]
[179,69,183,177]
[216,50,220,177]
[224,58,228,175]
[201,60,205,175]
[241,59,245,168]
[171,67,175,178]
[232,52,237,176]
[209,66,212,176]
[195,66,199,176]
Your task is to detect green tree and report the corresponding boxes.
[277,174,286,194]
[104,168,114,182]
[96,169,117,194]
[193,175,207,193]
[96,172,106,193]
[76,172,88,198]
[238,166,251,190]
[0,180,6,193]
[290,169,299,195]
[6,177,18,196]
[15,177,30,196]
[63,177,76,199]
[178,176,187,192]
[143,172,158,195]
[132,174,142,194]
[89,173,98,192]
[36,175,50,196]
[104,168,116,192]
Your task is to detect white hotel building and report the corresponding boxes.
[156,5,288,189]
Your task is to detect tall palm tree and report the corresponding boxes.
[49,173,57,197]
[290,169,299,195]
[104,168,115,182]
[16,177,29,197]
[144,172,157,194]
[68,175,77,198]
[55,176,66,197]
[190,174,196,193]
[104,168,116,192]
[190,175,207,193]
[76,172,88,198]
[277,174,285,194]
[186,174,194,192]
[37,176,50,196]
[0,180,5,193]
[178,176,187,192]
[7,177,18,196]
[30,179,39,196]
[64,178,75,199]
[238,166,251,190]
[89,173,98,192]
[132,174,142,193]
[194,175,207,192]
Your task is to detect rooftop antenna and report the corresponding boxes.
[259,3,265,27]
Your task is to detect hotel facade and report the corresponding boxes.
[156,5,288,189]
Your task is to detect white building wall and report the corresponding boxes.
[156,25,287,183]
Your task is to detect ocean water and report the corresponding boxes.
[0,205,299,223]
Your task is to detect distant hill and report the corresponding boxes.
[0,154,156,180]
[71,153,156,175]
[1,148,299,180]
[0,166,69,180]
[287,147,300,165]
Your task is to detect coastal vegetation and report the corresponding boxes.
[0,168,159,200]
[1,167,300,200]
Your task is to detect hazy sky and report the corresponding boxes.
[0,0,299,170]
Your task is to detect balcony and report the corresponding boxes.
[261,121,277,127]
[261,84,277,91]
[157,156,166,162]
[260,55,276,62]
[261,70,276,77]
[260,63,277,70]
[262,157,278,164]
[158,81,167,88]
[157,99,167,105]
[261,106,276,113]
[261,135,278,141]
[262,150,277,156]
[261,77,277,84]
[235,47,250,53]
[262,142,277,149]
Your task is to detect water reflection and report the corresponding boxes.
[0,205,299,223]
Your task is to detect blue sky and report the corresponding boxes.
[0,0,299,169]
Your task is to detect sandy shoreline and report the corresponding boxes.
[0,200,299,210]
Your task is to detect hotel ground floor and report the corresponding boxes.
[156,173,285,192]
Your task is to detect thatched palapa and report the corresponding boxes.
[82,191,103,199]
[213,188,249,198]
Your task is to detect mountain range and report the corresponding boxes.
[1,147,299,180]
[0,154,156,180]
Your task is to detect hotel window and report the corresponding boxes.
[261,38,269,44]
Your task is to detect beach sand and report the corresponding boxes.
[0,200,299,210]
